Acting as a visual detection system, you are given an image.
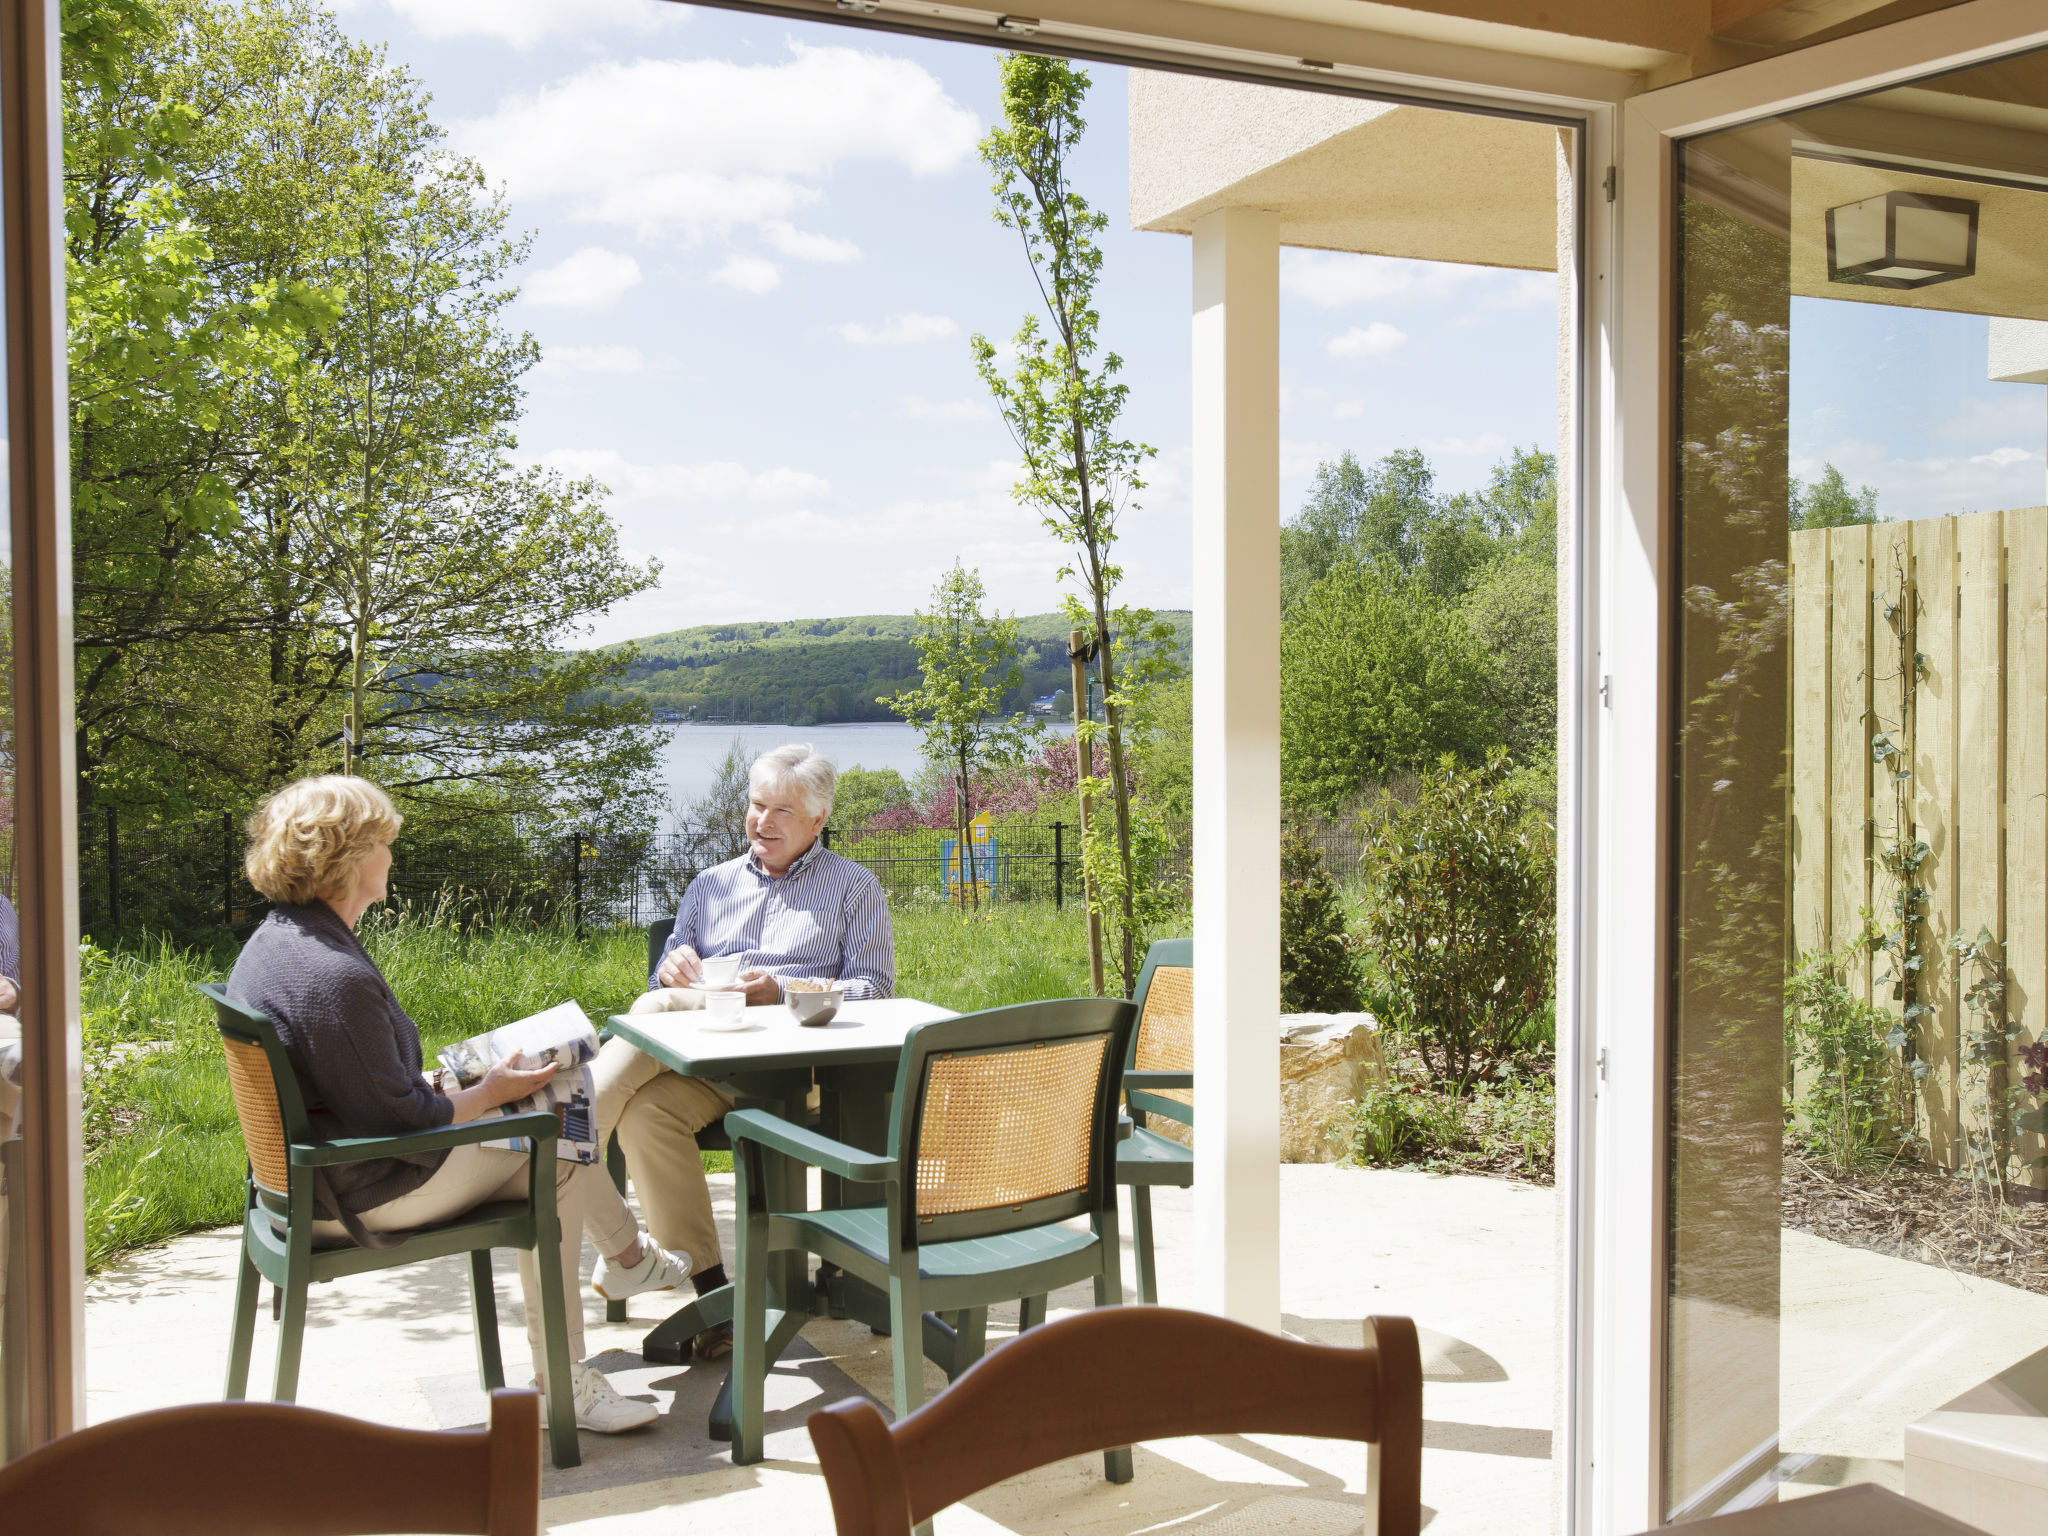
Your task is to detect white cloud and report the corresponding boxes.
[1791,436,2042,522]
[834,313,958,346]
[523,247,642,309]
[540,448,829,504]
[452,44,979,243]
[1418,432,1509,457]
[1333,400,1366,420]
[763,221,860,264]
[532,344,655,379]
[358,0,675,48]
[711,255,782,294]
[1973,446,2034,467]
[1327,322,1408,359]
[1938,393,2045,440]
[902,395,994,423]
[1281,439,1339,478]
[1284,249,1555,315]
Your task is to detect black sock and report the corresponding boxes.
[693,1263,728,1295]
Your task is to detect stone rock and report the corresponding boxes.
[1279,1012,1385,1164]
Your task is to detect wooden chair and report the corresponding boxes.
[808,1306,1423,1536]
[726,997,1138,1469]
[1117,939,1194,1305]
[200,984,580,1469]
[0,1388,543,1535]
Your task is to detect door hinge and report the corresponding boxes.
[1599,675,1613,708]
[1597,1048,1609,1082]
[1604,165,1618,203]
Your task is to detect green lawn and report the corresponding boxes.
[82,901,1135,1270]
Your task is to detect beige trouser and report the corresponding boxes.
[314,1142,633,1370]
[593,1021,734,1278]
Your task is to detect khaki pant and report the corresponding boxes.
[593,1024,733,1279]
[314,1142,633,1370]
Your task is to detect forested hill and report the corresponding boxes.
[580,611,1193,726]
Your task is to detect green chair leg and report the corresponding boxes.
[729,1191,771,1465]
[888,1268,926,1421]
[534,1221,581,1470]
[605,1134,629,1325]
[947,1308,988,1381]
[469,1249,504,1391]
[224,1241,261,1400]
[1094,1223,1132,1485]
[1131,1184,1158,1305]
[1017,1294,1047,1332]
[271,1267,310,1404]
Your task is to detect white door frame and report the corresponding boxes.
[1599,3,2048,1532]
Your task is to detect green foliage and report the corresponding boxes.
[1355,753,1556,1083]
[1337,1071,1554,1179]
[1280,564,1490,814]
[1125,673,1192,819]
[1791,464,1880,530]
[884,563,1042,908]
[66,0,659,833]
[1784,936,1909,1177]
[831,766,913,835]
[1462,552,1558,781]
[1280,823,1362,1013]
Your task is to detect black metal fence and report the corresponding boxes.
[80,809,1193,943]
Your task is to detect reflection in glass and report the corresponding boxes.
[1669,47,2048,1524]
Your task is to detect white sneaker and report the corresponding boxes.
[535,1363,659,1434]
[593,1241,692,1302]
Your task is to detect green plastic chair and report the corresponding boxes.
[200,983,581,1469]
[726,996,1138,1472]
[1118,939,1194,1305]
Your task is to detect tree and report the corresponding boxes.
[1280,563,1491,814]
[883,564,1040,909]
[1280,448,1498,610]
[1791,463,1879,529]
[831,766,912,835]
[971,54,1167,992]
[1281,822,1363,1013]
[687,737,752,862]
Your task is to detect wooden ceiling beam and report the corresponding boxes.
[1713,0,1914,46]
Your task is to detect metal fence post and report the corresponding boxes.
[105,806,119,930]
[822,825,832,850]
[1052,820,1064,911]
[572,829,585,941]
[221,811,234,928]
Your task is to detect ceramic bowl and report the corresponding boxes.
[785,985,845,1027]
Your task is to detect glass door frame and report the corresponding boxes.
[1607,4,2048,1531]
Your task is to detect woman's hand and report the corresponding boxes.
[445,1050,559,1124]
[656,943,702,989]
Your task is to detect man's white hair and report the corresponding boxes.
[750,742,836,817]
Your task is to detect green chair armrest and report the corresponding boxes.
[724,1108,897,1183]
[1130,1090,1194,1128]
[290,1112,559,1167]
[1127,1070,1193,1091]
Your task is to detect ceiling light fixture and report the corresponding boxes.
[1826,191,1979,290]
[995,16,1040,36]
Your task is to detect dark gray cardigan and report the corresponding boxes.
[227,902,454,1216]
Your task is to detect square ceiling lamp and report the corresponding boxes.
[1826,191,1979,289]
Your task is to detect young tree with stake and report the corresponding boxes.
[972,53,1171,994]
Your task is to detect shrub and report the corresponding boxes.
[1281,822,1363,1013]
[1785,936,1911,1175]
[1356,752,1555,1083]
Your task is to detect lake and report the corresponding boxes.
[658,720,1073,811]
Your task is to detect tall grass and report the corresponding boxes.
[84,901,1174,1269]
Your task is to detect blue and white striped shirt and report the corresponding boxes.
[654,842,895,1000]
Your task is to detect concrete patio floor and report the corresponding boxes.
[82,1164,2048,1533]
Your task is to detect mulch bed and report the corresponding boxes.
[1780,1149,2048,1297]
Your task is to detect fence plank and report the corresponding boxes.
[1830,522,1873,1001]
[1911,514,1958,1168]
[1956,510,2007,1175]
[1790,528,1831,964]
[2009,509,2048,1188]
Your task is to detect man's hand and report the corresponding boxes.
[0,976,19,1014]
[739,969,780,1006]
[656,943,703,989]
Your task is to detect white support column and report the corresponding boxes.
[1190,206,1281,1331]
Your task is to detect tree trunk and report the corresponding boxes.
[1069,628,1105,996]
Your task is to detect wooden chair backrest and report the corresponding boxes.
[0,1388,541,1535]
[202,983,311,1199]
[890,997,1135,1247]
[808,1307,1422,1536]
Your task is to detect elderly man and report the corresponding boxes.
[591,742,893,1360]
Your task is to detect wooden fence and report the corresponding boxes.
[1790,507,2048,1182]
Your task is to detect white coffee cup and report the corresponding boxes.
[698,954,740,990]
[705,988,745,1025]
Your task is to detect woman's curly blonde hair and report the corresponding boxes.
[244,775,403,906]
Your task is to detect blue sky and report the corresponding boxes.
[328,0,1565,646]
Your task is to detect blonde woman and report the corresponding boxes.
[226,775,687,1435]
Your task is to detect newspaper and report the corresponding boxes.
[437,1001,599,1164]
